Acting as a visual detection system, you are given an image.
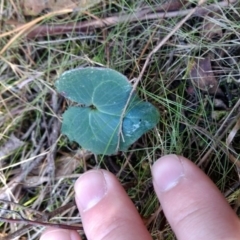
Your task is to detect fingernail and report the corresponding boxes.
[40,229,79,240]
[74,170,107,212]
[152,154,184,192]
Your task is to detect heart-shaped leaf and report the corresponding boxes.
[55,67,159,155]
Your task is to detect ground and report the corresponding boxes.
[0,0,240,239]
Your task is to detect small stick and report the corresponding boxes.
[0,216,82,230]
[1,201,80,240]
[3,0,236,39]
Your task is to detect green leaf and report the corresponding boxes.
[56,67,159,155]
[121,95,160,151]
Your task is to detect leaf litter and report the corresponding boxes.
[0,134,24,164]
[189,56,224,95]
[21,0,101,16]
[200,12,223,40]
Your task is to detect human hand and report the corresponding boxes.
[40,155,240,240]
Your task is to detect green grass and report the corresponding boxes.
[0,0,240,239]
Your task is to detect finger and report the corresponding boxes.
[74,170,152,240]
[40,227,81,240]
[152,154,240,240]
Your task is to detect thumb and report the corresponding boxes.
[152,154,240,240]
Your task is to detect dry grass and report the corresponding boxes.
[0,0,240,239]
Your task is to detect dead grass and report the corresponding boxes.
[0,0,240,239]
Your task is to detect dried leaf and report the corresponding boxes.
[213,98,228,109]
[156,0,189,12]
[22,0,101,16]
[21,0,76,15]
[75,0,101,9]
[55,150,89,176]
[201,14,223,40]
[23,157,80,187]
[189,57,223,95]
[0,134,24,161]
[23,149,92,187]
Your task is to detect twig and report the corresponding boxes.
[0,199,44,217]
[0,217,81,231]
[116,0,209,151]
[139,0,189,14]
[1,201,80,240]
[47,202,76,219]
[45,93,61,184]
[4,0,235,39]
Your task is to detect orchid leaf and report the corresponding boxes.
[56,67,159,155]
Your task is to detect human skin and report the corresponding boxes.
[40,155,240,240]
